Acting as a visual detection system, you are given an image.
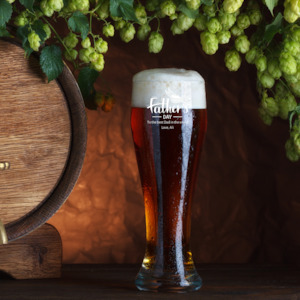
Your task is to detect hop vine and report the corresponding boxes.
[1,0,300,161]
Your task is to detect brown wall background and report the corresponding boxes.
[49,22,300,265]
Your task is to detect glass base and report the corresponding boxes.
[135,266,202,292]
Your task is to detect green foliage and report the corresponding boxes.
[0,26,10,37]
[78,66,99,100]
[110,0,138,22]
[264,0,279,16]
[40,45,64,82]
[0,0,12,28]
[68,11,89,40]
[2,0,300,161]
[19,0,35,11]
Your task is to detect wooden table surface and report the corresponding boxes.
[0,264,299,300]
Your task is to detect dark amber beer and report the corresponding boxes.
[131,69,207,292]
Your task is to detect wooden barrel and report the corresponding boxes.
[0,38,87,242]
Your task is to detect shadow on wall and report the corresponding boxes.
[49,22,300,265]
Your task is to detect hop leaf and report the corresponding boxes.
[68,11,89,40]
[262,12,283,46]
[265,0,279,16]
[19,0,35,11]
[0,26,10,37]
[78,66,99,100]
[176,3,198,19]
[40,45,64,82]
[0,0,12,27]
[17,25,33,57]
[110,0,139,22]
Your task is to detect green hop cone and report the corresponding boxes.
[89,52,100,63]
[176,13,195,31]
[206,17,222,34]
[290,0,300,17]
[43,24,51,40]
[284,8,299,24]
[40,0,54,17]
[290,25,300,42]
[103,24,115,37]
[245,47,258,64]
[230,25,244,36]
[283,63,300,83]
[294,133,300,155]
[216,30,231,44]
[258,71,275,89]
[224,49,241,71]
[289,80,300,97]
[63,33,78,49]
[169,13,178,20]
[267,58,282,80]
[135,4,147,25]
[203,4,216,17]
[96,0,109,19]
[261,96,279,117]
[194,14,207,31]
[275,81,288,98]
[218,11,236,30]
[28,31,41,52]
[235,34,250,54]
[146,0,160,11]
[81,37,91,49]
[137,24,151,41]
[66,0,89,12]
[64,49,78,61]
[48,0,64,12]
[284,73,298,84]
[115,20,126,30]
[285,138,300,162]
[148,32,164,53]
[160,0,176,17]
[277,92,297,120]
[14,11,29,27]
[200,31,219,55]
[186,0,201,10]
[171,22,184,35]
[79,47,94,63]
[283,39,300,57]
[258,105,273,125]
[95,38,108,54]
[236,13,250,30]
[284,0,300,23]
[223,0,244,14]
[248,9,262,25]
[279,52,297,75]
[120,23,136,43]
[255,55,267,72]
[91,54,105,72]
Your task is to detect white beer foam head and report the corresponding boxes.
[132,68,206,109]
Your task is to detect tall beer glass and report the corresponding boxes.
[131,68,207,292]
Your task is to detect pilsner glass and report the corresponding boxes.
[131,68,207,292]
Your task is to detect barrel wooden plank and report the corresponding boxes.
[0,37,87,242]
[0,223,62,279]
[0,40,71,224]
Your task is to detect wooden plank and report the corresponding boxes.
[0,39,71,224]
[0,264,299,299]
[0,37,87,242]
[0,223,62,279]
